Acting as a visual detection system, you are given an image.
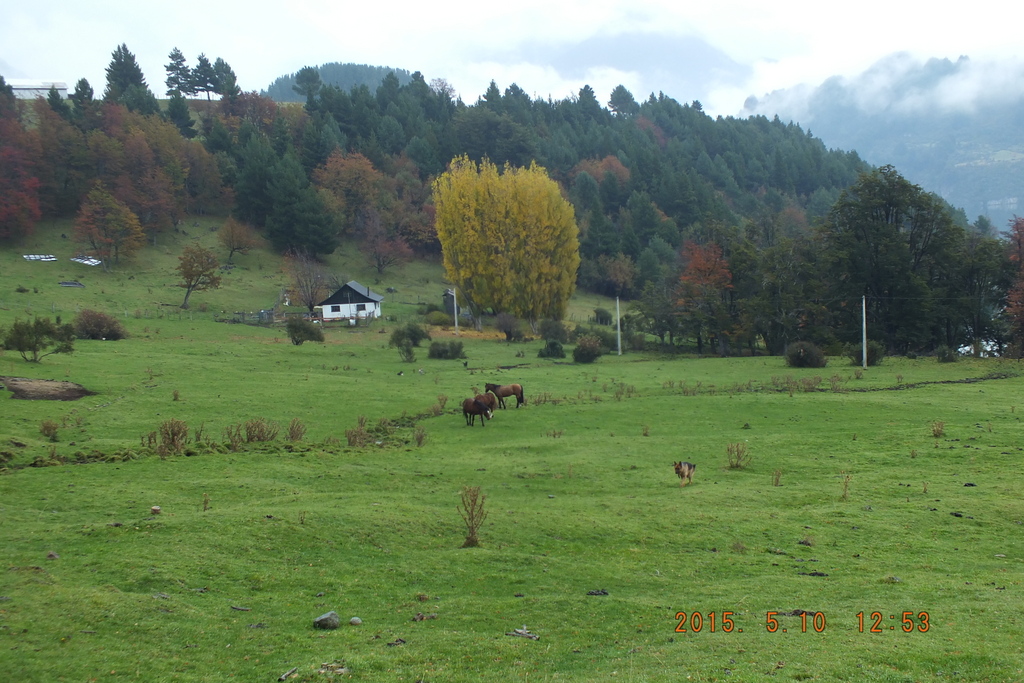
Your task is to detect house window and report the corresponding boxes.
[356,304,366,312]
[330,305,341,313]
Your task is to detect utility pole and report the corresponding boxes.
[862,295,867,370]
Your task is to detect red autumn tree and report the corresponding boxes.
[677,240,733,355]
[0,98,43,239]
[313,151,386,234]
[1005,217,1024,355]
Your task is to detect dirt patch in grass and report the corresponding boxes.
[0,377,95,401]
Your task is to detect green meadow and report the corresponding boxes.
[1,221,1023,682]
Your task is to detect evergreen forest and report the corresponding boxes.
[3,45,1023,357]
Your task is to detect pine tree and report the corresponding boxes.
[165,47,192,96]
[104,43,148,102]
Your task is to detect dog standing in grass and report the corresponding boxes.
[673,461,696,487]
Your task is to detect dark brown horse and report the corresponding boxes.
[484,383,525,408]
[462,398,493,426]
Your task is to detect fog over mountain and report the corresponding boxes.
[742,53,1024,230]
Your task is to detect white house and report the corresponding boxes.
[316,281,383,322]
[9,80,69,100]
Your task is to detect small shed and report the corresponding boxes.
[316,281,383,322]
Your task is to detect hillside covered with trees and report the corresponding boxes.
[2,44,1023,357]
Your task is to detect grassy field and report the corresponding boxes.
[2,222,1024,682]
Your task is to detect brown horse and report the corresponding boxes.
[484,383,525,408]
[462,398,493,426]
[475,392,498,412]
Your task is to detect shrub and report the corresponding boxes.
[287,418,306,442]
[428,340,466,359]
[398,342,416,363]
[424,310,453,327]
[573,335,603,363]
[936,345,958,363]
[73,309,128,340]
[495,312,524,341]
[593,308,613,325]
[417,302,443,315]
[458,486,488,548]
[159,418,189,455]
[390,322,430,348]
[538,319,569,344]
[40,419,59,442]
[727,442,751,469]
[245,417,279,442]
[286,318,324,345]
[845,341,885,366]
[785,341,826,368]
[538,339,566,359]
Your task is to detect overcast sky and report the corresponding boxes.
[2,0,1021,117]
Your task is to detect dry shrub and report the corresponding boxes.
[727,442,751,469]
[414,426,427,447]
[840,470,852,500]
[346,416,370,447]
[772,469,782,486]
[159,418,189,456]
[39,419,59,442]
[436,394,448,410]
[245,418,279,442]
[287,418,306,442]
[224,423,244,452]
[458,486,488,548]
[931,421,946,438]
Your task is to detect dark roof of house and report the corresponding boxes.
[317,281,384,306]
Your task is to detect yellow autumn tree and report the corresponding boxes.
[432,156,579,328]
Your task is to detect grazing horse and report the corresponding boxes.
[673,461,696,487]
[475,392,498,412]
[484,382,525,408]
[462,398,493,426]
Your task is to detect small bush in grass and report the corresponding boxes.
[538,340,565,358]
[727,442,751,469]
[73,309,128,340]
[936,345,958,363]
[573,335,603,363]
[931,421,945,438]
[159,418,189,456]
[245,418,278,442]
[287,418,306,442]
[40,419,59,442]
[458,486,488,548]
[424,310,452,327]
[845,341,885,366]
[286,318,324,345]
[428,340,465,359]
[414,426,427,447]
[390,323,430,348]
[785,341,826,368]
[436,394,448,410]
[538,319,569,344]
[224,424,243,451]
[398,342,416,363]
[346,416,370,447]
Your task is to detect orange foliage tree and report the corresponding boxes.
[677,241,733,355]
[73,184,145,270]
